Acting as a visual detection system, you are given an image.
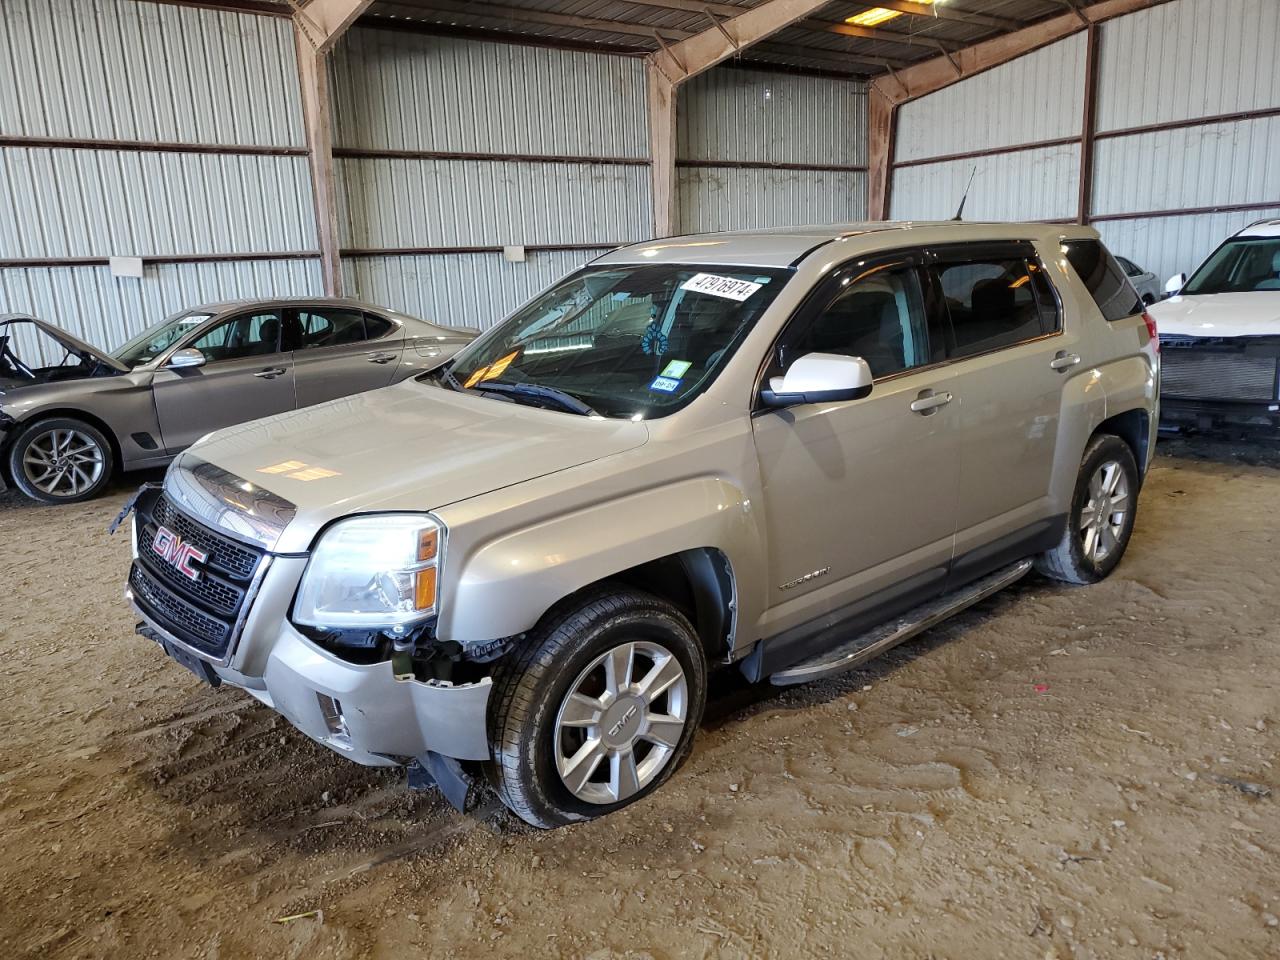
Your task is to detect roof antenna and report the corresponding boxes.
[952,165,977,221]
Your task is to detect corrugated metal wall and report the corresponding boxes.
[889,0,1280,286]
[0,0,319,351]
[677,67,867,234]
[1091,0,1280,283]
[891,33,1085,223]
[895,32,1086,163]
[329,28,650,330]
[342,248,614,331]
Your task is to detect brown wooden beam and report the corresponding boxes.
[863,0,1024,31]
[867,85,895,220]
[1077,23,1101,224]
[892,135,1082,169]
[1096,104,1280,140]
[294,27,343,296]
[333,147,649,165]
[677,159,867,173]
[648,63,679,237]
[0,251,320,269]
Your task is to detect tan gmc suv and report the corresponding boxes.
[122,222,1160,827]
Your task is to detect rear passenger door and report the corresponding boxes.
[925,242,1081,586]
[290,307,406,408]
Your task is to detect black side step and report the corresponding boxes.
[769,559,1033,686]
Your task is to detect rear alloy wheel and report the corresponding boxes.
[488,588,707,828]
[8,417,114,504]
[1036,433,1139,584]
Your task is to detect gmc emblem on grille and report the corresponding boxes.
[151,525,208,582]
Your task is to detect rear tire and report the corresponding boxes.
[1036,433,1139,585]
[487,587,707,828]
[7,417,114,504]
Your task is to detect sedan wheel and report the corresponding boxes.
[8,418,115,504]
[554,640,689,805]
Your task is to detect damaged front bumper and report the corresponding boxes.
[129,551,492,770]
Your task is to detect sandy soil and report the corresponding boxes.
[1,437,1277,960]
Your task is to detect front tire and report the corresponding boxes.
[6,417,114,504]
[487,587,708,828]
[1036,433,1139,584]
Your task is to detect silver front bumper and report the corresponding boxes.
[133,553,492,767]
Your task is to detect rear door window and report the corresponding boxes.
[297,308,368,349]
[1063,239,1144,321]
[932,257,1057,359]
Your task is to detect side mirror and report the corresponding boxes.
[1164,273,1186,295]
[760,352,873,409]
[167,347,207,370]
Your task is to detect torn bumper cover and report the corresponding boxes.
[129,597,492,769]
[250,625,492,765]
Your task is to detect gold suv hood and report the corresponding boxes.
[167,379,648,553]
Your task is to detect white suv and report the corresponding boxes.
[1151,218,1280,430]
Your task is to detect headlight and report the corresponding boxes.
[293,514,443,631]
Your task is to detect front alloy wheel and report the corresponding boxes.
[488,587,707,828]
[554,640,689,805]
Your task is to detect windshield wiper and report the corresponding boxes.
[477,381,599,417]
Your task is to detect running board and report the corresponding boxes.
[769,559,1034,686]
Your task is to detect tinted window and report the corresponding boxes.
[935,259,1049,358]
[777,264,933,380]
[365,314,394,339]
[190,312,282,362]
[1117,257,1142,278]
[1063,240,1143,321]
[298,308,367,348]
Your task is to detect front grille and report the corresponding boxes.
[130,490,266,660]
[1160,337,1280,402]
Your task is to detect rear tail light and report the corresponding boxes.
[1142,311,1159,352]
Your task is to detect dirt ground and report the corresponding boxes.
[1,436,1277,960]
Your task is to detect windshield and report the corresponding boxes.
[439,263,792,418]
[111,312,214,367]
[1183,238,1280,295]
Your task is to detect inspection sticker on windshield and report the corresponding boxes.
[660,360,692,379]
[680,273,763,301]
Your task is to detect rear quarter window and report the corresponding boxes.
[1063,240,1144,321]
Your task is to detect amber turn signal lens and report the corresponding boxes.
[418,528,438,562]
[414,567,437,611]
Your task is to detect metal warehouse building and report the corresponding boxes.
[5,0,1272,352]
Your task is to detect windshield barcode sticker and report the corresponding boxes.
[680,273,763,302]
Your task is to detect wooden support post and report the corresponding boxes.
[642,0,836,237]
[867,85,896,221]
[647,62,679,237]
[1078,23,1101,225]
[295,26,343,296]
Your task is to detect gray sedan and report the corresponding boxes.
[0,299,476,503]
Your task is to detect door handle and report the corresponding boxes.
[367,353,397,364]
[910,390,953,414]
[1050,352,1082,371]
[254,367,287,379]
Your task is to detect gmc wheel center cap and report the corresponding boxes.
[601,695,644,748]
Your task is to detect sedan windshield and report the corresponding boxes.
[439,264,792,418]
[1183,238,1280,295]
[111,312,213,367]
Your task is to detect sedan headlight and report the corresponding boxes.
[294,514,443,631]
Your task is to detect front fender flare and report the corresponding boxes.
[438,476,765,649]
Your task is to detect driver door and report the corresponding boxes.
[750,253,961,664]
[151,310,296,453]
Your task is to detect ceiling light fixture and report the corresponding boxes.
[846,0,935,28]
